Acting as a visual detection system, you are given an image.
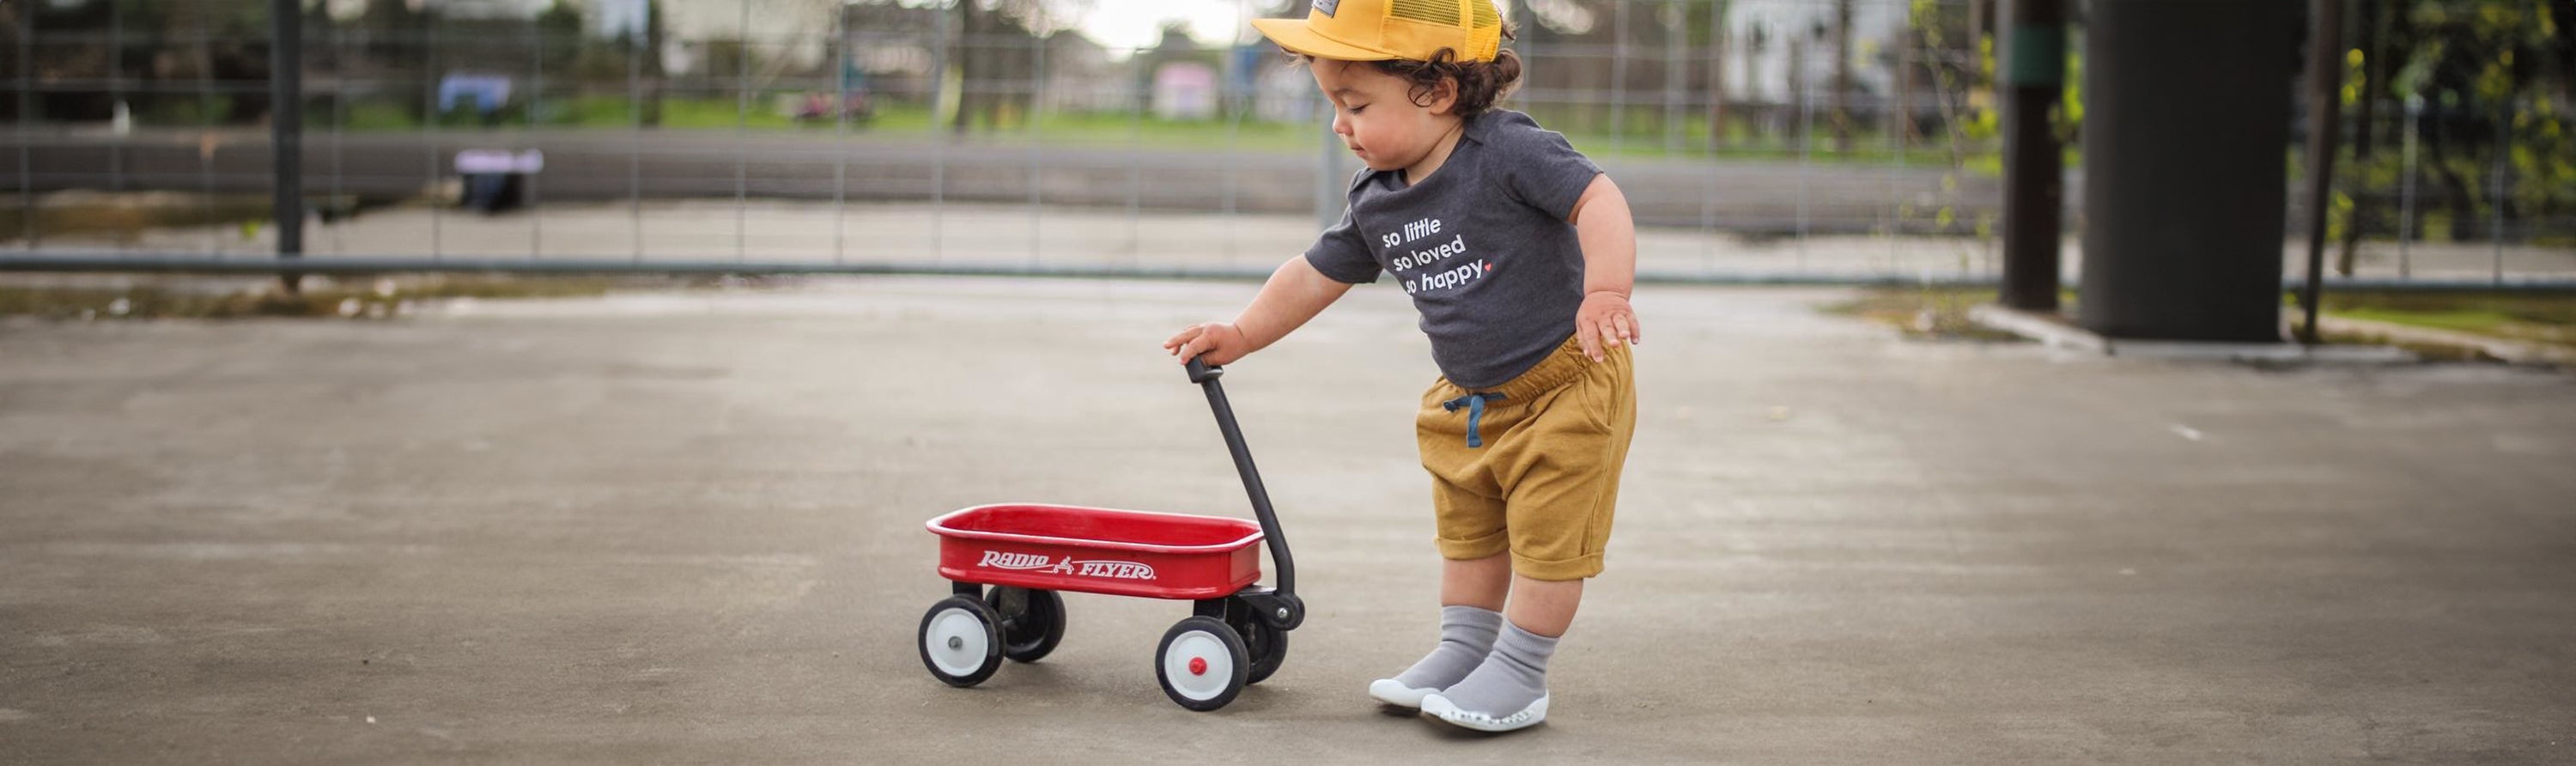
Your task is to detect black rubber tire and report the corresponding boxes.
[1231,610,1289,685]
[985,587,1066,664]
[1154,616,1249,711]
[918,595,1004,688]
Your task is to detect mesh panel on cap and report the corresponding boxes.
[1387,0,1501,27]
[1388,0,1461,25]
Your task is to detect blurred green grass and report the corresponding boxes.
[315,95,1993,167]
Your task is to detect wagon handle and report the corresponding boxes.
[1185,356,1299,611]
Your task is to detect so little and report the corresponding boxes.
[1161,0,1641,733]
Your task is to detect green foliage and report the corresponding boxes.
[2335,1,2574,243]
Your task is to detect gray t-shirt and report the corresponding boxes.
[1304,109,1604,390]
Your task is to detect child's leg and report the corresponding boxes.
[1369,553,1511,707]
[1443,552,1512,611]
[1420,338,1633,730]
[1503,573,1583,637]
[1381,375,1519,707]
[1419,572,1578,730]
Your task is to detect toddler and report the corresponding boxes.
[1164,0,1639,733]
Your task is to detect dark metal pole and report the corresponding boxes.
[2298,0,2345,343]
[19,0,39,248]
[1998,0,2064,311]
[270,0,304,293]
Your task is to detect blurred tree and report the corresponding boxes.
[950,0,1054,134]
[1832,0,1852,154]
[2366,0,2573,244]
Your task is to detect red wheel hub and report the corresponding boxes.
[1188,657,1208,676]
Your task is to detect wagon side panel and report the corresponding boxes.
[939,536,1259,599]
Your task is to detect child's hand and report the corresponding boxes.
[1165,322,1251,366]
[1575,290,1642,362]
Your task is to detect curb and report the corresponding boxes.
[1966,304,2415,364]
[2309,314,2576,366]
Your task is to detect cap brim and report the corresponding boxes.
[1250,18,1398,61]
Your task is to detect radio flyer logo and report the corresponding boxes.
[978,550,1157,581]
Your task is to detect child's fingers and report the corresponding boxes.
[1615,313,1639,344]
[1164,325,1202,353]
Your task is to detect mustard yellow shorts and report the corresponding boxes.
[1417,333,1637,581]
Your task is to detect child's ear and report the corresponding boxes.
[1430,76,1461,116]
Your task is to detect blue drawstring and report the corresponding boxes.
[1441,392,1509,448]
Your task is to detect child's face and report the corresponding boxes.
[1310,59,1459,173]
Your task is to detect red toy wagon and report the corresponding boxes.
[918,358,1304,711]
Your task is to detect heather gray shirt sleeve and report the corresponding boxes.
[1303,205,1382,284]
[1485,114,1603,222]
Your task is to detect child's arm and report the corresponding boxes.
[1164,256,1356,366]
[1569,174,1643,362]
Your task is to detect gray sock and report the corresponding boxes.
[1435,621,1558,716]
[1390,605,1504,690]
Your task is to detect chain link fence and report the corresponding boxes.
[1,0,2568,285]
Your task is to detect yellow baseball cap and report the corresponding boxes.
[1251,0,1505,63]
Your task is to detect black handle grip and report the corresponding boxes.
[1185,356,1224,384]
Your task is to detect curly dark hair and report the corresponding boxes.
[1290,24,1524,119]
[1370,46,1524,119]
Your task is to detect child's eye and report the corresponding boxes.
[1348,105,1367,114]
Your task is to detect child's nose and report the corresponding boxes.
[1332,112,1352,137]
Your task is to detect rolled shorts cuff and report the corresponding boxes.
[1509,550,1604,581]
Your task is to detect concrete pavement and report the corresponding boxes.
[2,277,2573,763]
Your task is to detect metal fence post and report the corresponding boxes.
[834,5,849,265]
[1662,0,1684,155]
[629,9,644,263]
[1028,29,1043,269]
[2491,98,2508,287]
[527,17,544,260]
[271,0,306,289]
[1612,0,1628,152]
[196,0,216,255]
[931,3,949,263]
[110,0,125,192]
[735,0,750,263]
[1127,45,1143,264]
[2398,93,2418,279]
[16,0,33,250]
[424,15,441,261]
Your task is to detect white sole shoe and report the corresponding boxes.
[1368,678,1438,708]
[1420,692,1549,733]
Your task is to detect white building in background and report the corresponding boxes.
[625,0,837,74]
[1153,63,1217,120]
[1043,34,1129,114]
[591,0,650,40]
[426,0,550,19]
[1253,60,1316,125]
[374,0,839,76]
[1720,0,1909,106]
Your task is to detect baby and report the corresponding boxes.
[1164,0,1639,733]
